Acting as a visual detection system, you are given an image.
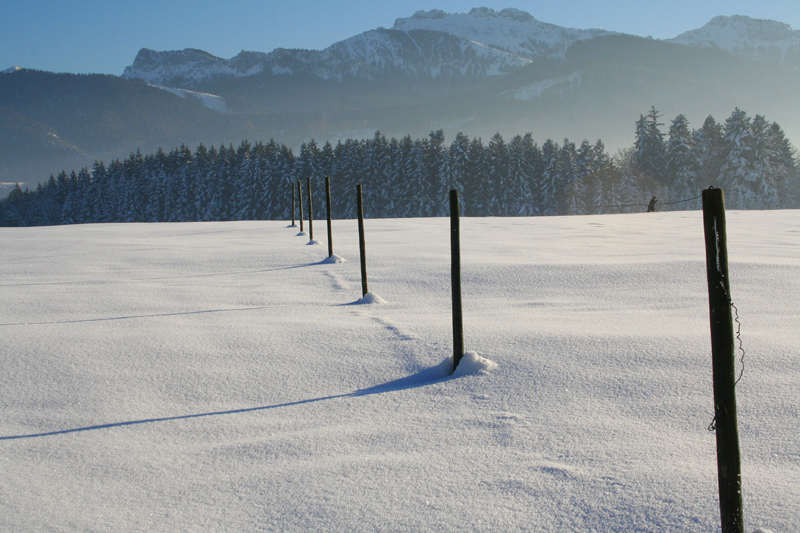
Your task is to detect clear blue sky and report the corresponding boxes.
[2,0,799,75]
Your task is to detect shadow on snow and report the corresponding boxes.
[0,359,455,441]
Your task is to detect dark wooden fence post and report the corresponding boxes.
[702,187,744,533]
[356,183,368,297]
[291,182,296,227]
[326,176,334,257]
[450,190,464,372]
[307,177,314,242]
[297,181,304,233]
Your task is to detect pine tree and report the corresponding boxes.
[749,114,780,208]
[507,133,537,216]
[693,115,725,189]
[666,114,698,208]
[767,122,799,207]
[555,140,578,216]
[486,133,508,216]
[719,108,756,209]
[540,139,560,216]
[634,107,667,184]
[463,137,486,216]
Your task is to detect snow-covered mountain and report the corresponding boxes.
[392,7,614,60]
[122,48,268,86]
[2,66,22,74]
[122,7,618,89]
[123,9,800,91]
[669,15,800,69]
[122,26,533,88]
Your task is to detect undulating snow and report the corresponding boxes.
[1,210,798,531]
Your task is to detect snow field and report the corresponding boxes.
[1,211,798,531]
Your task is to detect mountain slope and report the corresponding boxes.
[669,15,800,70]
[122,27,532,90]
[0,69,223,191]
[392,7,614,59]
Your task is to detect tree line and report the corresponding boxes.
[2,107,797,227]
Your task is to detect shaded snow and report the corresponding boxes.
[1,211,798,531]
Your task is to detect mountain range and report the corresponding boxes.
[3,7,800,193]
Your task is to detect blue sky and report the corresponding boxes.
[2,0,799,75]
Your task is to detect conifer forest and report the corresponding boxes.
[2,108,798,227]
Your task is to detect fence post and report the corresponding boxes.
[307,177,314,242]
[326,176,334,257]
[450,190,465,372]
[702,187,744,533]
[297,181,304,233]
[357,184,368,297]
[291,182,296,226]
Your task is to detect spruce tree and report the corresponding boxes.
[666,114,698,207]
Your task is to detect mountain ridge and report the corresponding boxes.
[121,9,799,90]
[3,8,799,195]
[668,14,800,69]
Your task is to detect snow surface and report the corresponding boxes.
[154,85,229,113]
[1,211,798,531]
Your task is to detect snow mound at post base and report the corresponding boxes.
[319,254,346,264]
[355,292,386,304]
[453,351,498,376]
[307,239,322,246]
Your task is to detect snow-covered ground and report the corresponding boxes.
[1,210,798,531]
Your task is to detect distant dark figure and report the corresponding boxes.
[647,196,657,213]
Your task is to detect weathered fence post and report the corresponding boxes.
[356,183,368,297]
[450,190,464,372]
[702,187,744,533]
[297,181,304,233]
[307,177,314,242]
[326,176,334,257]
[291,182,296,227]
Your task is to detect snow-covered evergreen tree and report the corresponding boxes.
[719,108,756,209]
[666,114,698,208]
[634,107,667,184]
[693,115,725,190]
[540,139,560,216]
[507,133,538,216]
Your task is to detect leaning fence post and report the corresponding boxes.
[356,183,368,297]
[307,177,314,242]
[702,187,744,533]
[326,176,334,257]
[297,181,304,233]
[450,190,465,372]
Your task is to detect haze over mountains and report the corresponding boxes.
[2,7,800,193]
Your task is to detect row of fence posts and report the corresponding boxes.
[290,179,743,532]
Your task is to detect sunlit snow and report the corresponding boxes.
[1,210,798,531]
